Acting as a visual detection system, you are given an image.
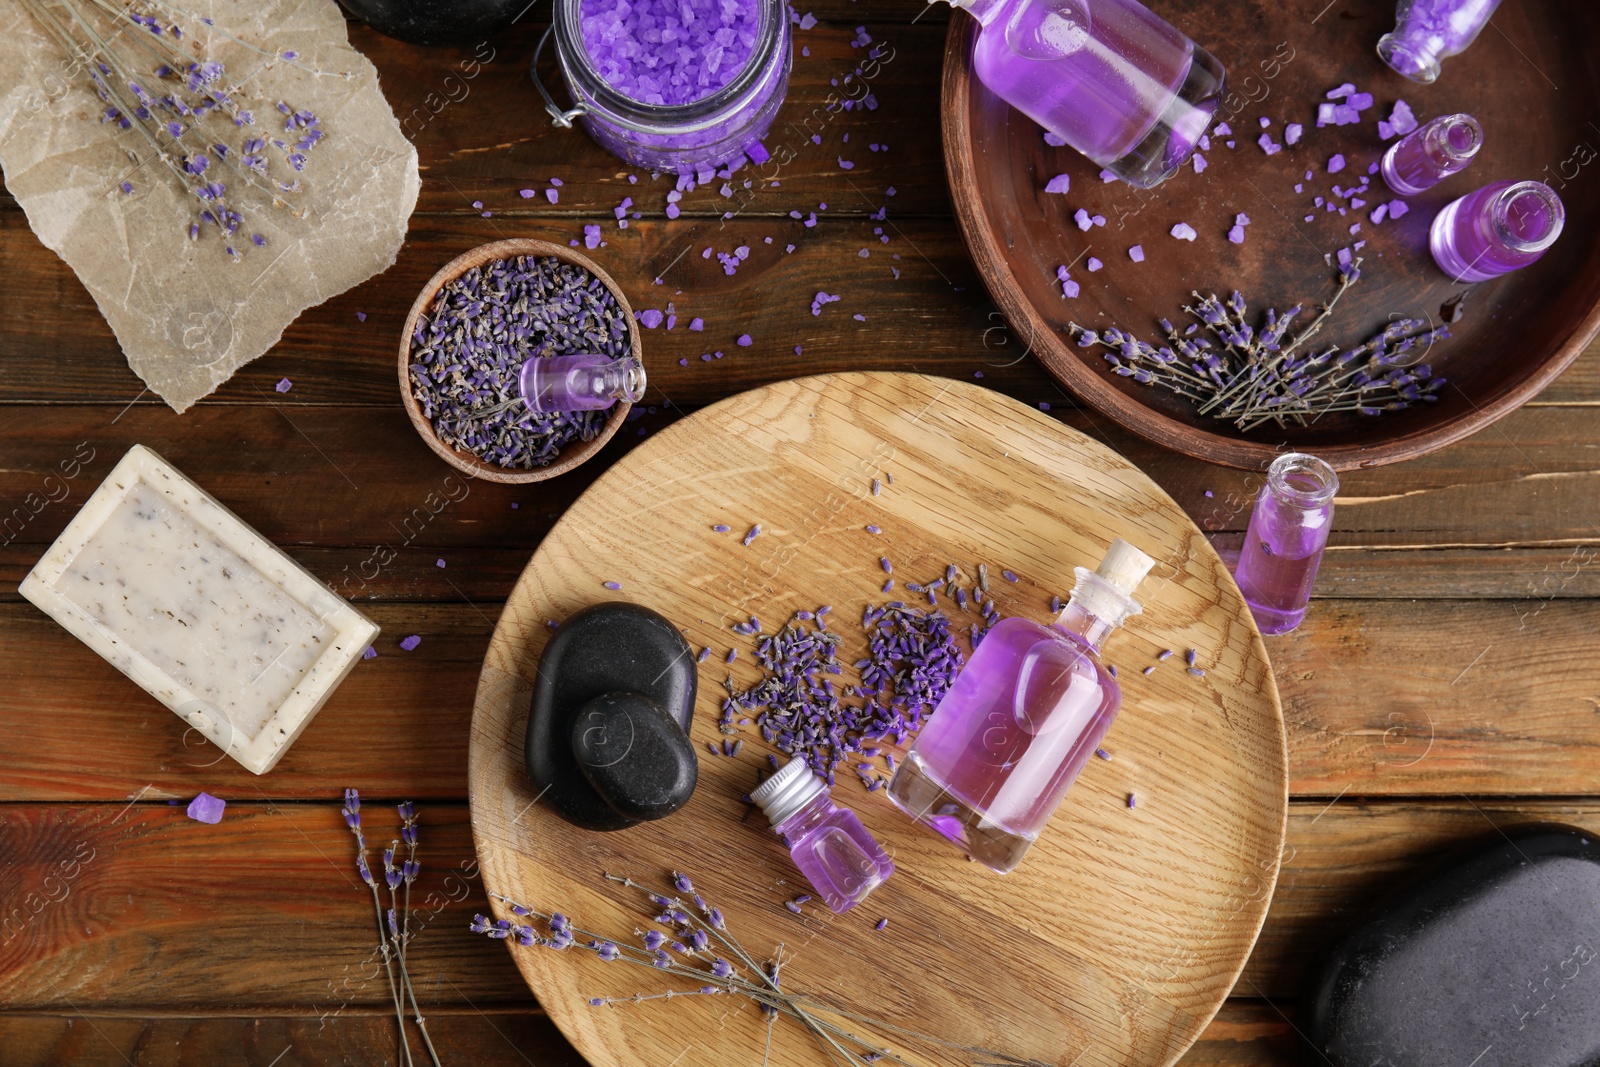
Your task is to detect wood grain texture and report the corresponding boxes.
[469,373,1287,1067]
[941,0,1600,470]
[0,1000,1297,1067]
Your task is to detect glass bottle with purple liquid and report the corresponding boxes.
[1430,180,1565,283]
[477,352,645,417]
[1381,113,1482,196]
[887,539,1154,873]
[1378,0,1502,84]
[1234,453,1337,636]
[943,0,1226,187]
[750,757,894,913]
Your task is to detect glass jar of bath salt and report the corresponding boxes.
[536,0,792,173]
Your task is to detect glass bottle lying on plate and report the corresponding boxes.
[887,538,1155,873]
[941,0,1226,187]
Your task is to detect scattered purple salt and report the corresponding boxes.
[1228,225,1245,245]
[186,792,226,824]
[1074,208,1093,232]
[1371,203,1390,224]
[639,308,665,329]
[400,635,421,651]
[275,378,292,393]
[1192,152,1207,173]
[1087,257,1103,272]
[1099,168,1117,182]
[1285,122,1303,145]
[363,646,378,660]
[1214,122,1232,136]
[1044,131,1069,146]
[1388,200,1410,219]
[1327,83,1355,99]
[1257,133,1282,155]
[1170,222,1198,241]
[736,334,753,347]
[1328,154,1346,173]
[545,188,559,204]
[689,317,705,331]
[520,188,536,198]
[436,558,446,569]
[356,311,367,322]
[1044,174,1071,194]
[1128,245,1145,263]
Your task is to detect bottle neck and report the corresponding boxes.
[773,792,834,838]
[945,0,1006,26]
[1052,603,1114,652]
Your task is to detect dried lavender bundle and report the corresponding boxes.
[20,0,341,257]
[408,256,630,469]
[472,873,1052,1067]
[1071,261,1449,431]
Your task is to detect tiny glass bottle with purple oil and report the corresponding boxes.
[1234,453,1338,636]
[750,758,894,912]
[941,0,1226,188]
[1381,113,1482,196]
[1429,180,1565,283]
[887,539,1154,874]
[1378,0,1502,84]
[518,352,645,413]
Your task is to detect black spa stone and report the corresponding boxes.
[336,0,527,45]
[572,692,698,823]
[1304,823,1600,1067]
[525,602,698,831]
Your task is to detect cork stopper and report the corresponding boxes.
[1096,538,1156,595]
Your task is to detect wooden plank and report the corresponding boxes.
[3,402,1600,563]
[4,801,1592,1012]
[0,1000,1298,1067]
[3,587,1600,799]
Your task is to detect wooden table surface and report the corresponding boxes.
[2,5,1597,1065]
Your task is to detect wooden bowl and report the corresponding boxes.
[468,372,1288,1067]
[942,0,1600,471]
[398,238,641,484]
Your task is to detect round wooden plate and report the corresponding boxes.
[468,372,1287,1067]
[942,0,1600,471]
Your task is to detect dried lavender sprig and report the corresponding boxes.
[393,802,441,1067]
[342,790,413,1067]
[479,878,1052,1067]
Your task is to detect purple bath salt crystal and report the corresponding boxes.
[1388,199,1410,219]
[1099,168,1117,182]
[1228,225,1245,245]
[1128,245,1145,262]
[1328,154,1346,173]
[1061,278,1080,298]
[1348,91,1374,111]
[1285,122,1303,145]
[275,378,292,393]
[186,792,226,824]
[1316,102,1337,127]
[520,188,536,198]
[583,224,602,248]
[1388,100,1418,136]
[1170,222,1198,241]
[1044,131,1069,146]
[1044,174,1071,194]
[1074,208,1092,232]
[1213,122,1232,137]
[400,635,421,651]
[1086,257,1103,272]
[1236,213,1252,227]
[545,188,559,204]
[1258,133,1281,155]
[579,0,759,107]
[639,308,665,329]
[1371,203,1390,224]
[1327,82,1356,99]
[363,646,377,660]
[1259,116,1271,128]
[1192,152,1207,173]
[736,333,752,347]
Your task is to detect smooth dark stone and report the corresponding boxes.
[572,692,698,822]
[1305,823,1600,1067]
[336,0,528,45]
[525,602,697,831]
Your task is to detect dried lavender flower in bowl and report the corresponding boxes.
[398,239,642,483]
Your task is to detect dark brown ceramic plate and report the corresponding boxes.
[942,0,1600,470]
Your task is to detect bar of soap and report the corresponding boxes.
[19,445,379,775]
[1305,823,1600,1066]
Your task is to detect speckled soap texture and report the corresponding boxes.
[19,445,379,774]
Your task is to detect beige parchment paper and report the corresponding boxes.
[0,0,420,411]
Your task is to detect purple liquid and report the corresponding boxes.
[965,0,1223,186]
[518,353,643,413]
[1378,0,1503,83]
[887,615,1119,873]
[1380,113,1481,196]
[774,795,894,912]
[1234,455,1336,636]
[1429,180,1565,283]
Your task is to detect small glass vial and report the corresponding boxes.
[941,0,1225,188]
[1378,0,1502,83]
[887,539,1154,873]
[1429,180,1565,283]
[520,352,644,413]
[1234,453,1338,636]
[750,758,893,913]
[1381,113,1482,196]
